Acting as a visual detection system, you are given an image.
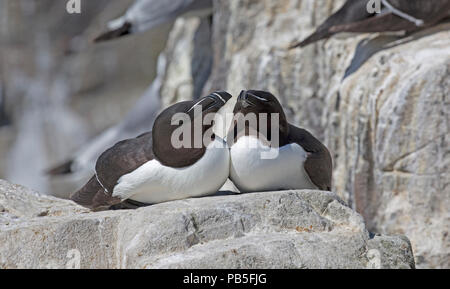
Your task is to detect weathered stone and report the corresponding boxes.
[161,17,213,107]
[0,180,414,269]
[0,180,89,221]
[334,26,450,269]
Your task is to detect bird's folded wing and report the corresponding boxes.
[96,0,208,42]
[126,0,198,26]
[95,132,154,194]
[288,125,332,191]
[329,13,416,34]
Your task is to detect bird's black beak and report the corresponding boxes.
[210,91,232,105]
[238,90,247,101]
[237,90,253,108]
[202,91,232,113]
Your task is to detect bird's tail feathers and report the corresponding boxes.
[70,176,121,211]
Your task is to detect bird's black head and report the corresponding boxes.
[152,91,232,167]
[155,91,232,133]
[230,90,289,146]
[234,90,285,116]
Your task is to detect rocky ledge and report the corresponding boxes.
[0,179,414,269]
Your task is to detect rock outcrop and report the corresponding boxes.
[208,0,449,268]
[332,27,450,268]
[0,180,415,269]
[161,17,213,107]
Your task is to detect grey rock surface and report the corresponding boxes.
[161,17,212,107]
[333,26,450,269]
[0,180,414,269]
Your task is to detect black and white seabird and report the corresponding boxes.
[71,91,232,210]
[228,90,332,193]
[290,0,450,48]
[94,0,212,42]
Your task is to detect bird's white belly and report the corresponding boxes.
[230,136,317,192]
[113,139,229,204]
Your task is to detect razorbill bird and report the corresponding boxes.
[290,0,450,48]
[94,0,212,42]
[71,91,232,210]
[228,90,332,193]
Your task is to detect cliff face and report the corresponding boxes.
[333,29,450,268]
[204,0,449,268]
[0,180,414,269]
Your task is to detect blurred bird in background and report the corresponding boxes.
[94,0,212,42]
[290,0,450,48]
[47,54,166,176]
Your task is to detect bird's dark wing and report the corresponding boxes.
[329,13,415,34]
[388,0,450,23]
[70,175,122,211]
[291,0,371,48]
[95,132,154,193]
[291,0,450,48]
[71,132,154,210]
[330,0,450,34]
[94,0,210,42]
[288,125,332,191]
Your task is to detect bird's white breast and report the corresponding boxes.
[112,139,229,204]
[230,136,317,192]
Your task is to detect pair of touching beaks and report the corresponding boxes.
[196,90,280,143]
[201,90,271,109]
[192,90,279,117]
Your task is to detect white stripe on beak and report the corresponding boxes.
[247,92,269,102]
[187,98,207,113]
[212,92,226,104]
